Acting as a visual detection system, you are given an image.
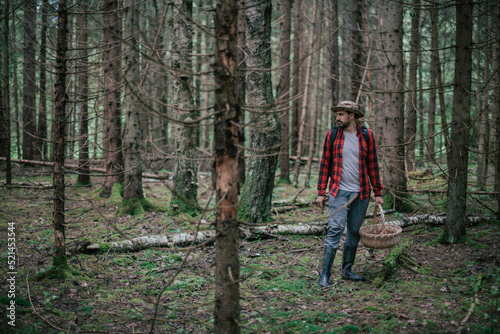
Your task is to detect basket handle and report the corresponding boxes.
[371,204,385,233]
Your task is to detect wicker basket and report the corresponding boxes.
[360,204,402,249]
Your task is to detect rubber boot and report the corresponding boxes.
[318,246,337,288]
[341,245,365,281]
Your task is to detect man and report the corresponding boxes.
[317,101,384,288]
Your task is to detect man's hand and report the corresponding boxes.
[317,195,326,212]
[375,196,384,207]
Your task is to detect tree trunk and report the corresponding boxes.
[328,0,339,127]
[213,0,241,332]
[442,0,473,244]
[430,5,451,165]
[350,0,365,104]
[304,0,323,188]
[37,0,48,161]
[76,1,91,186]
[380,0,407,210]
[292,0,316,188]
[428,46,437,161]
[277,0,292,185]
[0,0,12,185]
[52,0,71,276]
[237,0,246,188]
[101,0,124,198]
[494,2,500,220]
[291,0,304,156]
[239,0,281,224]
[22,0,37,160]
[121,0,145,213]
[405,0,420,173]
[169,0,200,216]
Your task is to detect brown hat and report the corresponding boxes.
[331,101,364,118]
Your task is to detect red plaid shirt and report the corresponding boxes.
[317,124,383,200]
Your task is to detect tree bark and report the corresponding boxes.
[350,0,365,104]
[37,0,49,161]
[169,0,200,216]
[380,0,407,210]
[22,0,37,160]
[213,0,241,331]
[292,0,317,188]
[291,0,305,155]
[494,2,500,220]
[0,0,12,185]
[405,0,420,173]
[52,0,70,273]
[76,1,91,186]
[240,0,281,224]
[277,0,292,185]
[443,0,473,243]
[122,0,145,210]
[100,0,124,198]
[328,0,339,127]
[237,0,246,189]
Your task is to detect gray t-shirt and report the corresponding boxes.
[339,131,360,192]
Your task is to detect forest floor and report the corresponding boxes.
[0,163,499,333]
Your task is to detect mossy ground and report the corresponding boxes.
[0,164,499,333]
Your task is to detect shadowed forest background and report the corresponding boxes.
[0,0,499,333]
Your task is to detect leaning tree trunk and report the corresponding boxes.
[239,0,281,224]
[213,0,241,332]
[121,0,145,214]
[52,0,71,276]
[100,0,124,198]
[22,0,37,160]
[76,1,91,186]
[380,0,407,210]
[0,0,12,185]
[442,0,473,243]
[169,0,200,216]
[350,0,365,104]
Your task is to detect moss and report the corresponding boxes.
[35,256,79,280]
[119,198,157,216]
[276,177,291,185]
[109,183,124,203]
[168,196,201,217]
[75,179,92,187]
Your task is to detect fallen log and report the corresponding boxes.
[70,214,494,254]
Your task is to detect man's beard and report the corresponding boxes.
[338,121,348,129]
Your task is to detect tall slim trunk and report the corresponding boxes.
[428,47,436,161]
[292,0,316,188]
[38,0,49,160]
[405,0,420,173]
[76,1,91,186]
[239,0,281,224]
[291,0,304,155]
[380,0,407,210]
[329,0,339,127]
[53,0,70,273]
[350,0,365,105]
[443,0,473,243]
[101,0,124,198]
[213,0,240,331]
[0,0,12,184]
[476,14,490,190]
[494,2,500,220]
[237,1,246,188]
[430,5,450,165]
[277,0,292,184]
[122,0,144,207]
[22,0,37,160]
[169,0,199,215]
[304,0,322,188]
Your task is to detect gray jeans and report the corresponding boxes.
[324,189,370,248]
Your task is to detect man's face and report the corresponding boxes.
[335,111,354,128]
